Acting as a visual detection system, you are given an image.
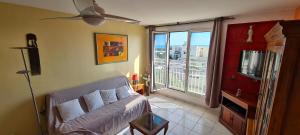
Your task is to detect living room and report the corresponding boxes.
[0,0,300,135]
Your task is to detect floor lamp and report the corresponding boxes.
[11,47,44,135]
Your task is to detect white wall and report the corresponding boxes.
[155,21,213,32]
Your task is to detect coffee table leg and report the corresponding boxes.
[164,124,168,135]
[130,124,134,135]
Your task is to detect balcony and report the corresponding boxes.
[154,58,207,95]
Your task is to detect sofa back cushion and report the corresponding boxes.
[116,86,131,99]
[49,76,129,105]
[100,89,118,104]
[56,99,85,122]
[83,90,104,112]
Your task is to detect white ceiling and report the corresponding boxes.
[1,0,299,25]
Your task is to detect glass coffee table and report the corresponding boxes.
[129,112,169,135]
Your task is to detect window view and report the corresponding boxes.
[188,32,211,95]
[168,32,188,91]
[154,33,167,89]
[154,31,211,95]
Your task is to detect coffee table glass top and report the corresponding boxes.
[130,112,168,132]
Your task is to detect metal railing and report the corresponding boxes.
[154,58,207,95]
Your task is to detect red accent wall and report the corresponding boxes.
[221,21,277,95]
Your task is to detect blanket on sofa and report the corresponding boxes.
[54,95,150,135]
[46,76,151,135]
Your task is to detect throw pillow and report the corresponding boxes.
[57,99,85,122]
[116,86,131,99]
[83,90,104,112]
[100,89,118,104]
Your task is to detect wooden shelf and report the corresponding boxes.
[222,90,258,112]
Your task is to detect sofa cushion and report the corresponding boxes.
[100,89,118,104]
[56,99,85,122]
[116,86,131,99]
[83,90,104,112]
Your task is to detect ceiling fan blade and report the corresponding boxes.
[102,14,140,23]
[80,6,98,15]
[41,15,82,20]
[93,1,105,14]
[73,0,94,14]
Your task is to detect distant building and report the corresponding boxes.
[190,45,209,57]
[169,45,209,59]
[169,46,185,60]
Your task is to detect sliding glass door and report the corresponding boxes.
[168,32,188,91]
[187,32,211,95]
[153,31,211,95]
[153,32,168,89]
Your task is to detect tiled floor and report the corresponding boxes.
[119,94,232,135]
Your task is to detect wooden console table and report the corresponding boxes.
[219,90,258,135]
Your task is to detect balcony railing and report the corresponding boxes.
[154,58,207,95]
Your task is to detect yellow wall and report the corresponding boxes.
[0,2,146,135]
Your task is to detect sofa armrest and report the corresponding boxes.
[46,95,56,135]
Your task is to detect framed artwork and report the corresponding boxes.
[94,33,128,64]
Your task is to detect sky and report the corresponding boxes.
[155,32,211,48]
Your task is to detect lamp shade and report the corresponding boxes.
[132,73,138,81]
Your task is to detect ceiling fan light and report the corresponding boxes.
[82,16,105,26]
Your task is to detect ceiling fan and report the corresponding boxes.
[42,0,140,25]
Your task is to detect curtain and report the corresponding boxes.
[148,26,155,94]
[205,18,224,108]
